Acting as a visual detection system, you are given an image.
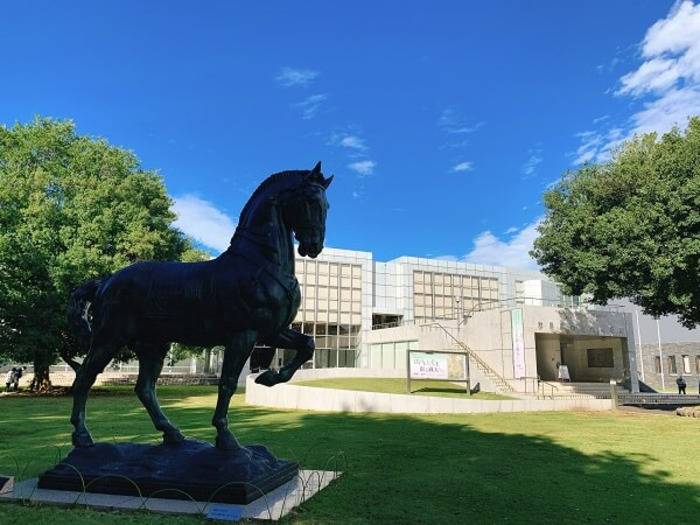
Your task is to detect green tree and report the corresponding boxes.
[531,116,700,328]
[0,117,190,389]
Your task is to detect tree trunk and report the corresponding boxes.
[203,348,212,374]
[31,361,53,392]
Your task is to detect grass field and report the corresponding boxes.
[293,377,514,399]
[1,385,699,524]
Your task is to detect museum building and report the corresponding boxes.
[259,247,642,394]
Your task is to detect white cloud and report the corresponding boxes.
[172,195,236,254]
[573,131,603,165]
[522,151,543,176]
[293,94,327,119]
[348,160,376,176]
[451,161,474,172]
[329,132,368,151]
[438,108,484,134]
[463,220,542,271]
[340,135,367,150]
[574,1,700,163]
[627,87,700,136]
[276,67,319,87]
[617,0,700,97]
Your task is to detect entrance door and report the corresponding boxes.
[535,333,561,381]
[560,337,575,381]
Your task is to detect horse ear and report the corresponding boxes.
[322,175,333,189]
[309,161,322,178]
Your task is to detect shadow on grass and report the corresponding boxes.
[235,410,700,524]
[2,388,700,524]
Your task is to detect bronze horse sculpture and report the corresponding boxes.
[68,162,332,450]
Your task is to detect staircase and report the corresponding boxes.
[535,381,629,400]
[618,393,700,405]
[421,322,516,394]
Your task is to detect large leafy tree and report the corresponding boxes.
[0,117,190,389]
[532,116,700,328]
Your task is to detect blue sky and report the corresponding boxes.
[3,1,700,270]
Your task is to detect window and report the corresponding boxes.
[587,348,614,368]
[668,355,677,374]
[696,356,700,374]
[654,356,661,374]
[683,355,691,374]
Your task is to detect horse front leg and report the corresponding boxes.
[212,330,257,450]
[255,327,314,387]
[133,342,185,445]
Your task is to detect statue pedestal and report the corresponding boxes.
[38,440,298,504]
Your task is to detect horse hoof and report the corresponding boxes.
[215,434,242,451]
[255,370,278,387]
[72,431,95,448]
[163,429,186,445]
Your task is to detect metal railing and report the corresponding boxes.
[522,376,539,396]
[420,322,516,394]
[537,379,559,399]
[514,376,560,399]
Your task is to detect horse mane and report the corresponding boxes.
[237,170,306,227]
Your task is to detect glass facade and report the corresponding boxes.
[369,341,419,369]
[265,247,564,370]
[412,270,499,323]
[280,259,363,368]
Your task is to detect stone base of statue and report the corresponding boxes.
[37,440,298,504]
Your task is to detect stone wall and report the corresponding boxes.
[638,342,700,392]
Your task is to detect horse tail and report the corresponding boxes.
[67,278,103,354]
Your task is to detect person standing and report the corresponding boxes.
[5,368,16,392]
[676,375,687,395]
[12,367,25,391]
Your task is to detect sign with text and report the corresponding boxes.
[511,308,526,378]
[410,352,449,380]
[207,504,243,522]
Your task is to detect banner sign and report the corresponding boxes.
[511,308,526,378]
[410,352,448,380]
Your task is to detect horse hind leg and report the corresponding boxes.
[70,339,122,447]
[133,342,185,445]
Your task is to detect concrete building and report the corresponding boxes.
[613,299,700,392]
[260,247,641,394]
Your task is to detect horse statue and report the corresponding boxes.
[67,162,332,450]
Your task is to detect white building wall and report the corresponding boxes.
[288,247,636,390]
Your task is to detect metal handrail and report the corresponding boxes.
[537,378,559,399]
[420,321,516,393]
[518,376,560,399]
[521,376,540,395]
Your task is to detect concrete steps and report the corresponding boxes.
[619,393,700,405]
[534,382,629,400]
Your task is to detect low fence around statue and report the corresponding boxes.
[19,372,219,388]
[245,368,612,414]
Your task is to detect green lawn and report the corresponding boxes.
[294,377,514,399]
[1,386,699,524]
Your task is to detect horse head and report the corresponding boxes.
[287,162,332,258]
